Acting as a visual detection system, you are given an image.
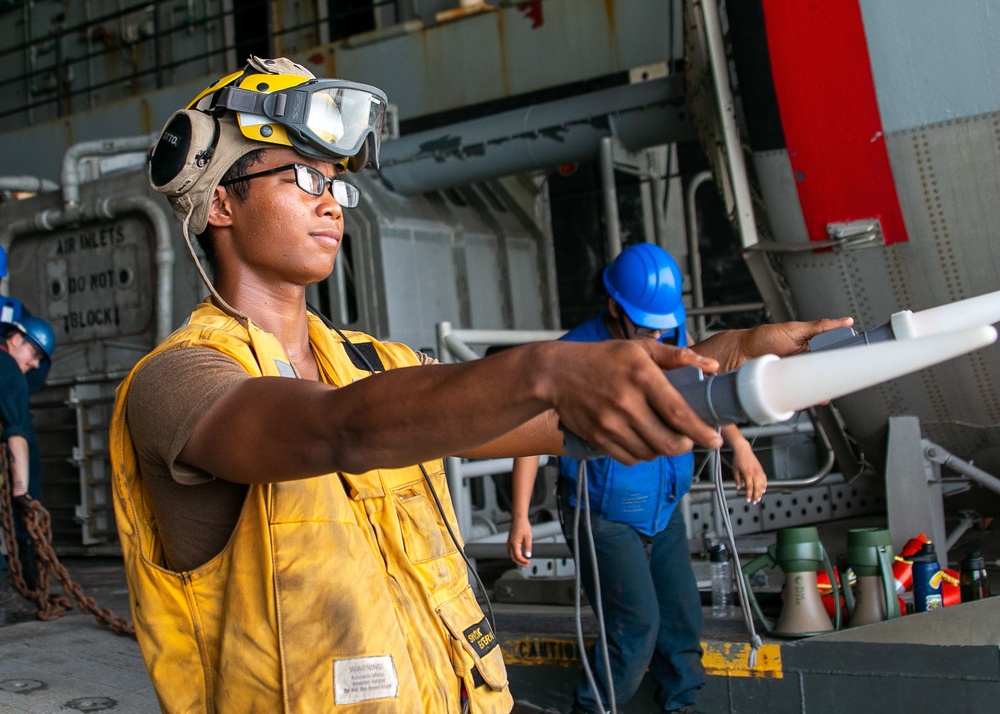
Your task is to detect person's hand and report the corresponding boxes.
[507,515,534,567]
[730,440,767,504]
[737,317,855,362]
[547,340,724,465]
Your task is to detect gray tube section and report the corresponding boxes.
[689,417,836,492]
[0,176,59,193]
[379,77,690,195]
[924,441,1000,496]
[600,137,622,261]
[686,171,713,339]
[61,134,158,210]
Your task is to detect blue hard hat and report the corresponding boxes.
[0,245,7,279]
[603,243,686,330]
[12,315,56,361]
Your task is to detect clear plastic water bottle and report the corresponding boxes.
[710,543,735,617]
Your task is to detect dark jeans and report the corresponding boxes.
[562,500,705,711]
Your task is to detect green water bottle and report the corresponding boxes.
[959,550,991,602]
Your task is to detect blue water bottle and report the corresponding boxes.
[911,542,943,612]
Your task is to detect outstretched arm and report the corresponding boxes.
[507,455,541,566]
[721,425,766,504]
[179,338,725,484]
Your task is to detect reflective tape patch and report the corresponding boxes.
[274,359,297,378]
[333,654,399,704]
[463,618,498,658]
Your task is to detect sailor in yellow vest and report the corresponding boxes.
[110,56,852,713]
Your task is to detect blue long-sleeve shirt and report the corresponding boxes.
[0,348,41,498]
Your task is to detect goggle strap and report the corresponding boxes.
[210,86,268,115]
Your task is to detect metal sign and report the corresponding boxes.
[27,217,153,345]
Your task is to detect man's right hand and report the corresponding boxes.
[543,339,723,465]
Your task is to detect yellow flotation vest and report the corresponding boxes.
[110,301,512,713]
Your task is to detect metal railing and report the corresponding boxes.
[435,320,840,564]
[0,0,403,128]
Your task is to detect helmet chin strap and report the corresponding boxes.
[180,207,250,322]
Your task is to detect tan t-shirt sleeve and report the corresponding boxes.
[128,347,251,484]
[125,347,254,571]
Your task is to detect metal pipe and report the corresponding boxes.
[688,415,835,491]
[737,420,815,440]
[924,441,1000,496]
[379,77,687,195]
[23,0,34,125]
[467,521,571,560]
[61,133,158,211]
[695,0,760,251]
[437,323,566,363]
[442,333,481,363]
[686,170,712,339]
[461,458,515,479]
[0,176,59,193]
[459,455,550,479]
[687,303,766,316]
[650,169,668,249]
[600,136,623,261]
[473,519,563,544]
[464,541,571,560]
[436,321,454,364]
[444,328,565,346]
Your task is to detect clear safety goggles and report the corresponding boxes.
[194,75,387,167]
[220,163,360,207]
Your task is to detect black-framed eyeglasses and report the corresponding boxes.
[220,163,360,208]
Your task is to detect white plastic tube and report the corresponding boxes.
[735,325,997,424]
[890,289,1000,339]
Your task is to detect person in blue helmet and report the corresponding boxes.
[507,243,767,714]
[0,246,52,394]
[0,315,56,589]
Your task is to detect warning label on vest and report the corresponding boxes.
[333,654,399,704]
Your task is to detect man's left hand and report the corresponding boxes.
[738,317,855,361]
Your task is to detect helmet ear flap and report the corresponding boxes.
[149,110,221,196]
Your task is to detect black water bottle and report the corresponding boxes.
[959,550,991,602]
